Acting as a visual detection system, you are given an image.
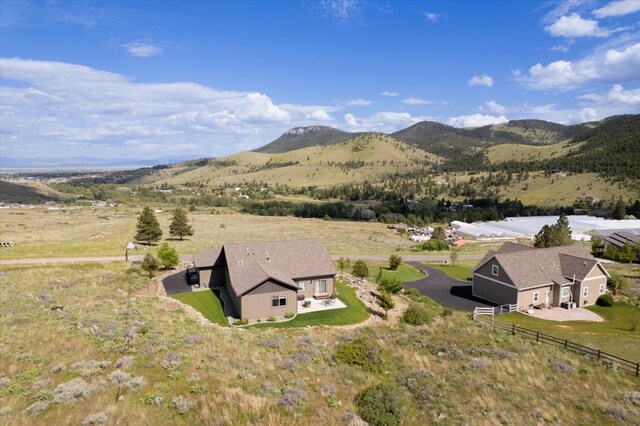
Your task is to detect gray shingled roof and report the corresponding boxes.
[193,247,222,268]
[602,230,640,249]
[222,239,336,296]
[477,243,603,290]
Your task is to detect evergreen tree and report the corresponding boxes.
[432,226,446,241]
[141,253,160,277]
[377,292,395,320]
[612,199,626,220]
[157,242,179,269]
[135,207,162,245]
[352,260,370,279]
[169,208,194,240]
[388,254,402,270]
[534,214,573,248]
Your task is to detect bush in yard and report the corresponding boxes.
[355,382,405,426]
[388,254,402,270]
[334,336,383,372]
[596,294,614,307]
[352,260,369,279]
[157,242,179,270]
[419,239,449,251]
[402,303,434,326]
[141,254,160,278]
[378,277,403,294]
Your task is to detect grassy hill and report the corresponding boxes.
[486,140,582,164]
[0,180,65,204]
[140,134,440,188]
[254,125,362,153]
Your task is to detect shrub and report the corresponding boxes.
[378,277,403,294]
[162,352,181,369]
[334,336,383,372]
[440,307,453,317]
[157,242,179,270]
[81,411,109,426]
[550,361,573,373]
[284,312,295,319]
[23,401,49,417]
[419,239,449,251]
[107,370,145,391]
[402,303,434,326]
[401,370,434,401]
[233,318,249,326]
[596,294,614,307]
[388,254,402,270]
[355,383,405,426]
[266,316,276,322]
[352,260,369,279]
[70,360,111,377]
[277,389,307,411]
[170,396,196,414]
[52,378,91,404]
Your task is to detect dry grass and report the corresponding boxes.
[1,263,638,425]
[0,208,419,259]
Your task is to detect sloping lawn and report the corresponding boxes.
[496,301,639,361]
[365,262,425,283]
[172,289,229,327]
[424,261,475,281]
[250,279,369,328]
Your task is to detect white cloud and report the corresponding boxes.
[468,74,494,87]
[593,0,640,18]
[345,98,372,106]
[541,0,591,25]
[318,0,363,21]
[380,91,399,96]
[344,113,358,127]
[306,109,333,121]
[448,114,508,128]
[568,107,598,123]
[121,40,163,57]
[481,100,508,114]
[0,58,338,159]
[545,13,609,38]
[402,97,431,105]
[422,11,440,22]
[578,84,640,105]
[515,42,640,90]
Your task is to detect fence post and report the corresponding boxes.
[636,362,639,377]
[597,349,600,360]
[536,331,539,342]
[512,324,515,335]
[565,339,568,349]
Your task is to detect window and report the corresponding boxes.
[599,283,605,294]
[271,296,287,308]
[533,292,539,303]
[561,286,570,297]
[491,265,499,276]
[583,287,588,297]
[315,279,327,294]
[298,281,305,291]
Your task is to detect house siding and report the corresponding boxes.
[472,274,518,306]
[197,266,226,288]
[475,259,516,287]
[575,276,607,307]
[518,285,553,310]
[241,282,297,319]
[296,275,335,298]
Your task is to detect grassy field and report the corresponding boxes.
[172,290,229,327]
[1,262,639,425]
[250,279,370,329]
[363,262,426,283]
[423,261,476,281]
[496,302,640,361]
[486,140,578,164]
[0,208,418,259]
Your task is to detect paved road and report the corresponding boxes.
[1,253,484,266]
[404,261,495,311]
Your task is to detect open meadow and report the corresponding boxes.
[1,262,639,425]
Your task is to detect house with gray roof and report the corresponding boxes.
[601,230,640,251]
[472,242,609,311]
[193,239,336,320]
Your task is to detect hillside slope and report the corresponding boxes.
[0,180,64,204]
[254,126,362,153]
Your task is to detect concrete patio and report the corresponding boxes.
[297,297,347,313]
[524,307,604,322]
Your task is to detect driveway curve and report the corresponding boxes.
[404,262,495,311]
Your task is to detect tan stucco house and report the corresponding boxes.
[472,242,609,311]
[193,239,336,320]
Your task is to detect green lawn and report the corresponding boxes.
[424,261,476,281]
[172,289,229,327]
[496,302,640,361]
[364,262,425,283]
[250,279,370,328]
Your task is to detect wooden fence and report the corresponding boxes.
[475,315,640,377]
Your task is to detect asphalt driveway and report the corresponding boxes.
[162,270,193,295]
[404,262,495,311]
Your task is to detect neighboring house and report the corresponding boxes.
[472,242,609,311]
[601,230,640,251]
[193,239,336,320]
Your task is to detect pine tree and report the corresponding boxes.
[141,253,160,277]
[352,260,369,279]
[388,254,402,270]
[612,199,626,220]
[377,292,395,320]
[534,214,573,248]
[169,208,194,240]
[135,207,162,245]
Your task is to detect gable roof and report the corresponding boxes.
[222,239,336,296]
[602,230,640,249]
[475,243,605,290]
[193,247,223,268]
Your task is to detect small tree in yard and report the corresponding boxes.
[157,242,179,269]
[449,249,459,267]
[377,292,395,320]
[337,257,347,273]
[352,260,369,279]
[431,226,446,241]
[388,254,402,270]
[141,253,160,277]
[169,208,194,240]
[135,207,162,245]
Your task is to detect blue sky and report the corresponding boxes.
[1,0,639,163]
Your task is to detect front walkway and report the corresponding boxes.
[524,307,604,322]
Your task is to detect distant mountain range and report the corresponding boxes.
[0,155,204,170]
[254,126,364,153]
